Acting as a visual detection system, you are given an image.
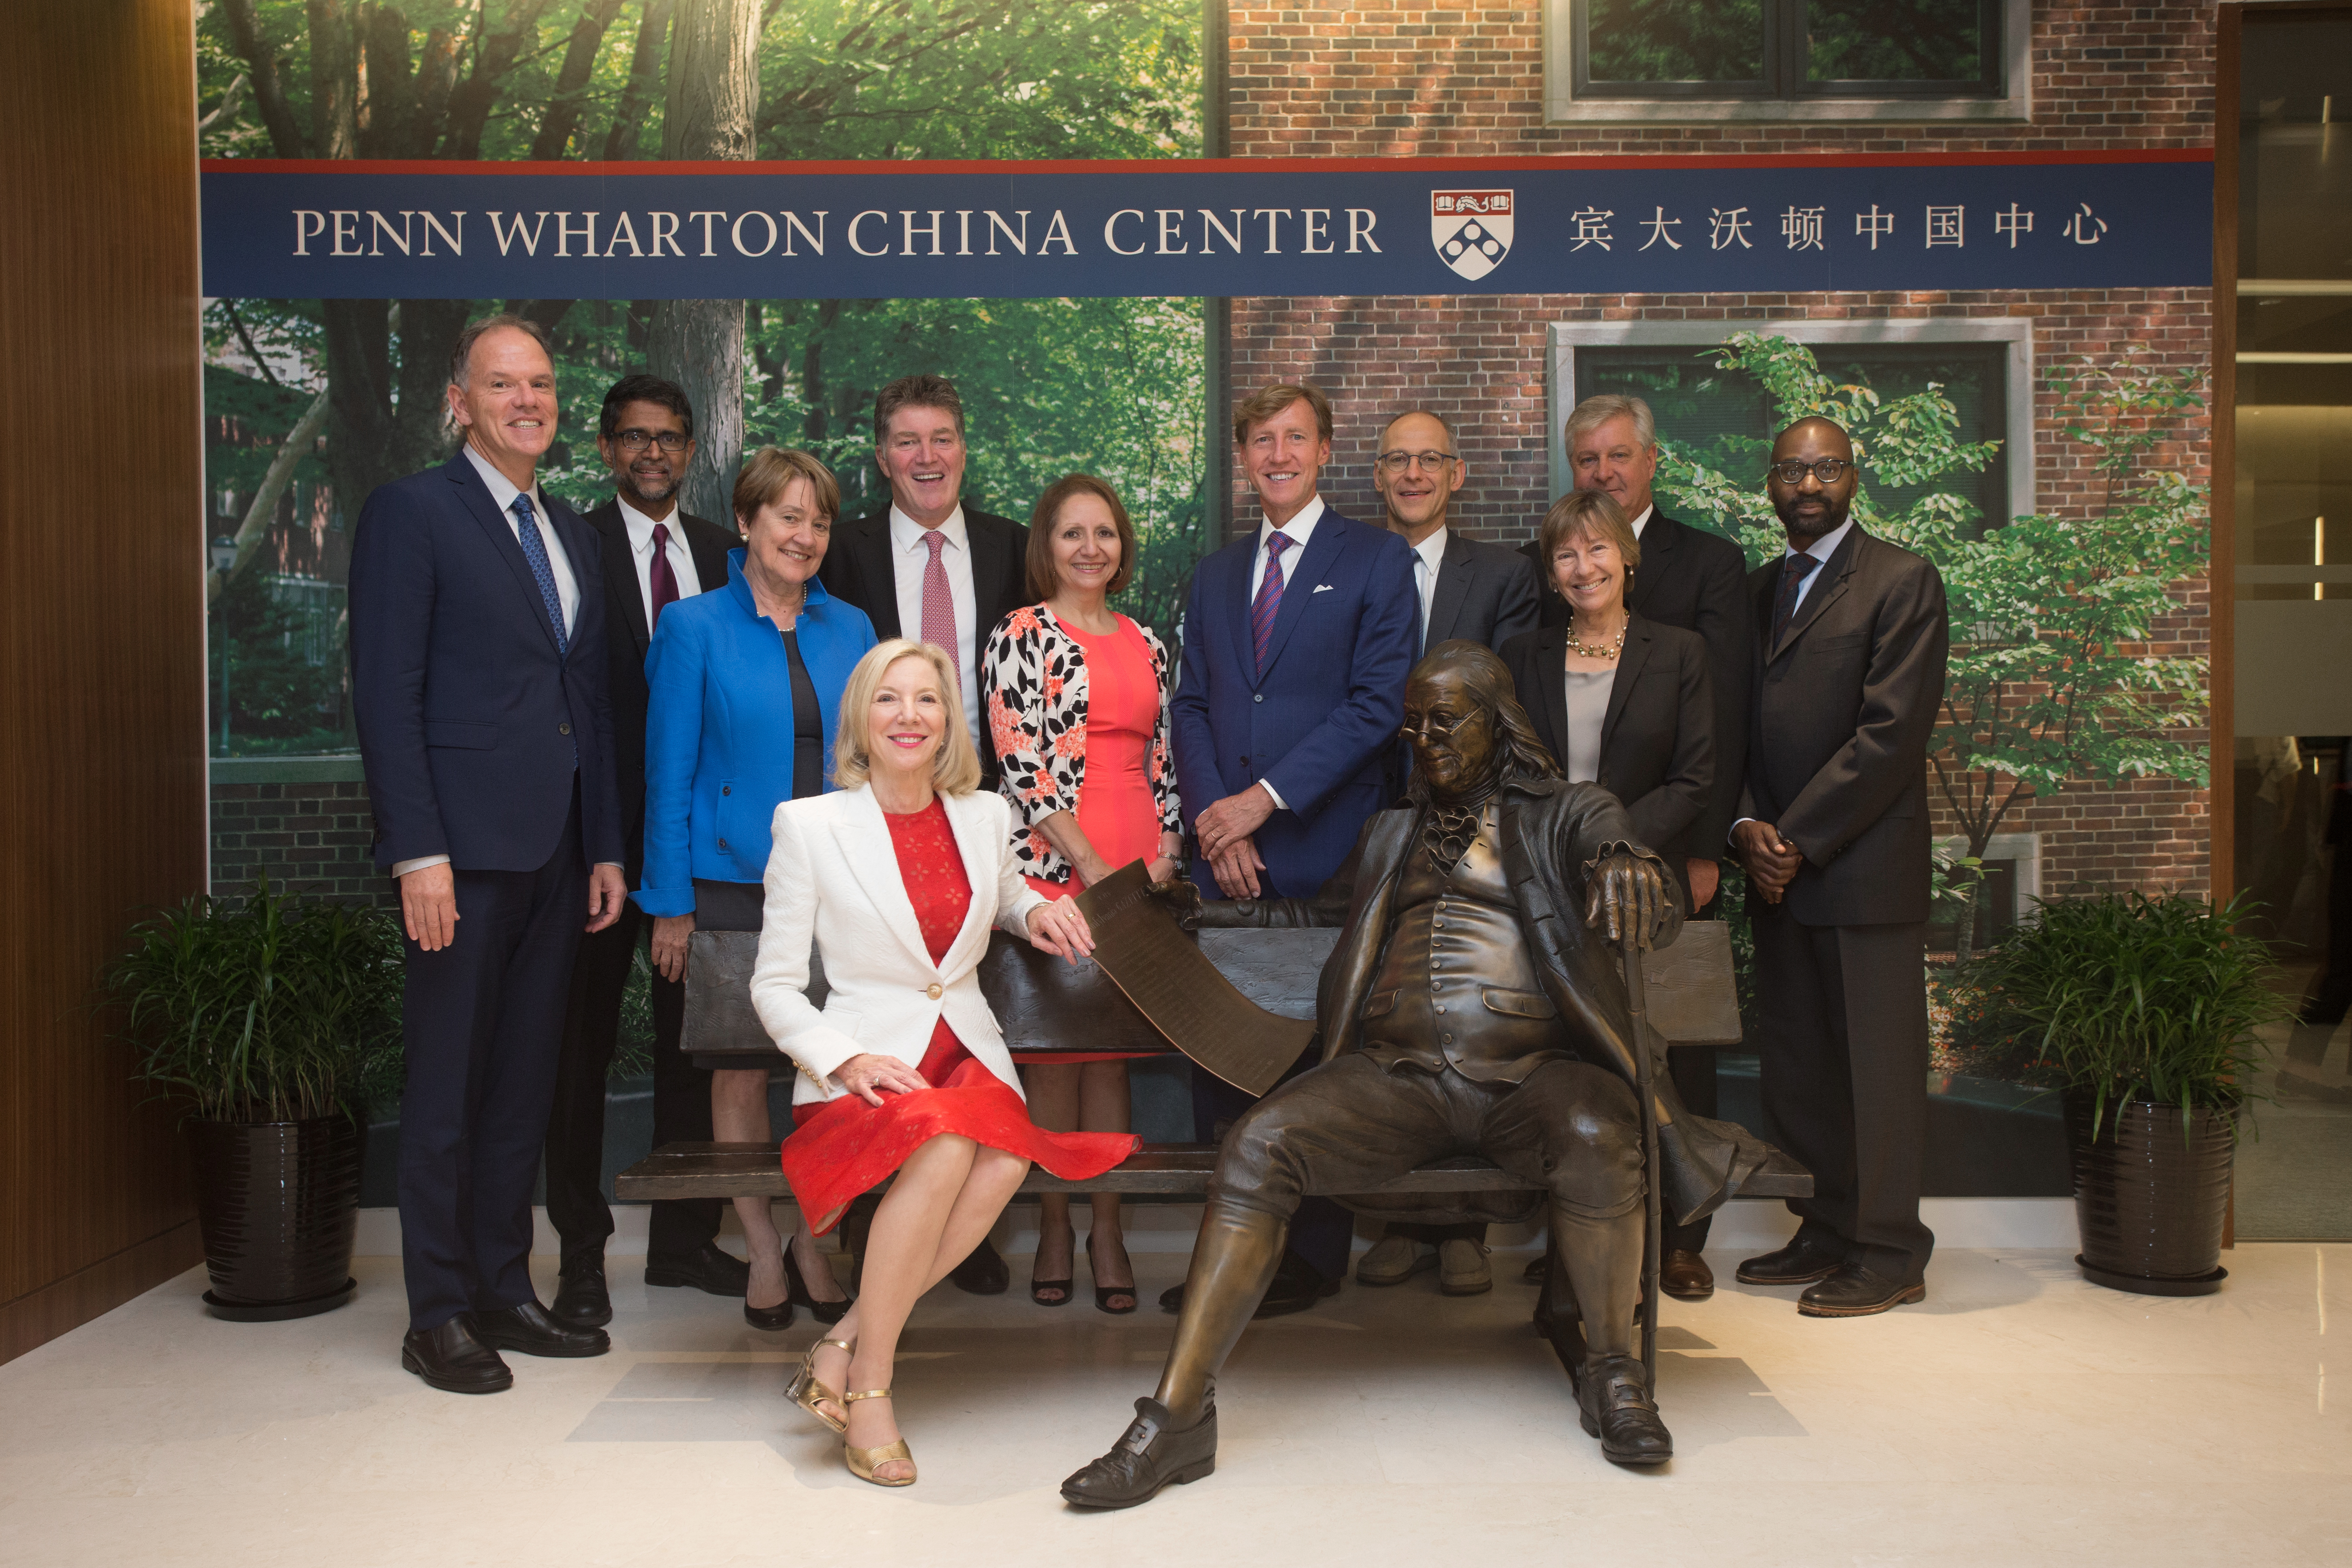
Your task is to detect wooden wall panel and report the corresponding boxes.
[0,0,208,1363]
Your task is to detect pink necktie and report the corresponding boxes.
[649,522,680,628]
[1252,530,1295,673]
[920,529,957,656]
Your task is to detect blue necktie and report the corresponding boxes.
[511,493,568,657]
[1251,531,1295,674]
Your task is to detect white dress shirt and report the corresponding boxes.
[397,448,603,880]
[1250,495,1325,599]
[1628,503,1654,539]
[1727,514,1859,847]
[1408,524,1447,646]
[1781,515,1855,618]
[463,444,578,634]
[889,503,984,754]
[617,495,706,628]
[1244,496,1328,812]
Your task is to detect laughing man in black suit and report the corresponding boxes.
[813,372,1029,1294]
[543,376,746,1329]
[1519,394,1753,1301]
[1357,407,1540,1298]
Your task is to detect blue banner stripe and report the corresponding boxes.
[201,160,2213,299]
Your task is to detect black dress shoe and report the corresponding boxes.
[1659,1249,1715,1301]
[1061,1397,1219,1510]
[402,1315,513,1394]
[550,1252,612,1329]
[948,1236,1010,1295]
[1577,1353,1672,1466]
[1157,1254,1340,1320]
[1798,1263,1926,1318]
[1254,1253,1341,1318]
[1735,1235,1848,1286]
[474,1300,612,1357]
[645,1241,751,1297]
[785,1247,852,1325]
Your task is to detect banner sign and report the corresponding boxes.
[201,152,2212,300]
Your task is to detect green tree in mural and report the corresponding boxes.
[1660,333,2210,960]
[202,0,1205,519]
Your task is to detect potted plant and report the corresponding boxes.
[1981,891,2284,1295]
[104,878,403,1320]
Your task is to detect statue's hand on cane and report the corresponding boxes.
[1584,852,1671,951]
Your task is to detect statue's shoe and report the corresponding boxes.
[1577,1353,1672,1466]
[1060,1397,1218,1509]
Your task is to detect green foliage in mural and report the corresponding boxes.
[1658,333,2210,958]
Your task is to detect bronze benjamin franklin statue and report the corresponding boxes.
[1061,642,1804,1507]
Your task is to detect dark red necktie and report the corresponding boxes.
[650,522,681,627]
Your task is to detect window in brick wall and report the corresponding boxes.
[1573,340,2011,537]
[1548,0,2029,122]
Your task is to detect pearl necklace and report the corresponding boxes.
[1565,619,1627,661]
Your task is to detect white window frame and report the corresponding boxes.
[1546,316,2037,528]
[1940,831,2045,926]
[1542,0,2034,124]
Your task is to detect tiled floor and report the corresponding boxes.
[2,1244,2346,1567]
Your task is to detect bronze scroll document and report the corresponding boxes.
[1075,862,1316,1096]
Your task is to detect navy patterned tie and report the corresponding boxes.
[1770,552,1820,646]
[511,493,568,657]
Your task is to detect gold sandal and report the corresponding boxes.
[841,1388,915,1487]
[784,1337,853,1435]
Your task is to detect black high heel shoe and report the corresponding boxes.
[785,1243,852,1326]
[744,1256,795,1332]
[1087,1234,1137,1315]
[1032,1222,1076,1306]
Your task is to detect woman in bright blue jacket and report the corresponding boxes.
[640,446,876,1329]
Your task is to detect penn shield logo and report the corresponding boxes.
[1431,190,1514,280]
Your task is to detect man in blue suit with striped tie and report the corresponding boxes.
[1166,380,1419,1313]
[350,315,631,1393]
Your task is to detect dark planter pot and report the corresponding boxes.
[189,1114,362,1321]
[2063,1092,2233,1295]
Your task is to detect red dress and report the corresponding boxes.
[1016,615,1165,1066]
[780,796,1138,1232]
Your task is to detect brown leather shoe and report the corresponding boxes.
[1659,1249,1714,1300]
[1798,1264,1926,1318]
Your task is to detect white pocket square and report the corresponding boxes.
[1313,583,1336,593]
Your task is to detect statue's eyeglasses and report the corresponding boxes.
[614,430,690,453]
[1401,709,1473,740]
[1769,458,1852,485]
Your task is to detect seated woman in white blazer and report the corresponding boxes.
[753,637,1137,1489]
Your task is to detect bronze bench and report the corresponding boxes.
[610,922,1789,1205]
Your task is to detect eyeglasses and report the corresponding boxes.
[1401,709,1472,739]
[1769,458,1852,485]
[1377,450,1457,474]
[613,430,689,453]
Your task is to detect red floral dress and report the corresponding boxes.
[779,796,1138,1232]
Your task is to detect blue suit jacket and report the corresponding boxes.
[1172,508,1419,897]
[350,455,625,874]
[636,554,877,915]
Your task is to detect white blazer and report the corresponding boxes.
[751,784,1050,1107]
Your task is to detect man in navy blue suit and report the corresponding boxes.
[1167,380,1419,1313]
[350,315,631,1394]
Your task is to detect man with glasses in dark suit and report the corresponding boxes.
[542,376,744,1329]
[1358,407,1539,1297]
[1730,416,1949,1318]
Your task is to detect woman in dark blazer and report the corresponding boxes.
[1500,489,1715,903]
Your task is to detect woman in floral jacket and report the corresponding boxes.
[982,474,1182,1314]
